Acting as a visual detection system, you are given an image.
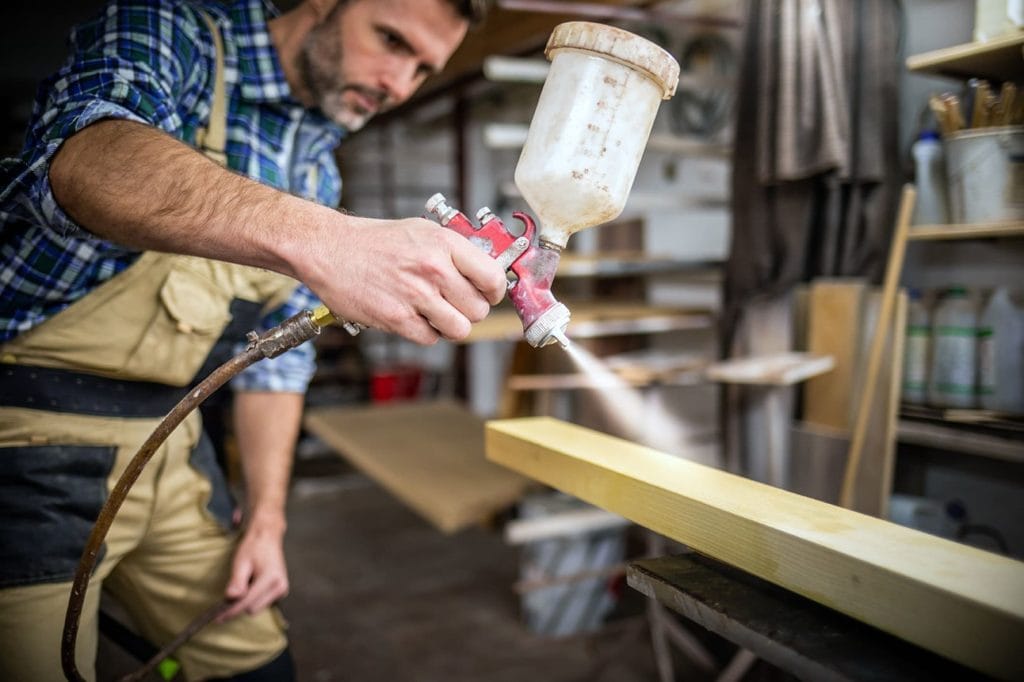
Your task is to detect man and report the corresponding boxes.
[0,0,504,679]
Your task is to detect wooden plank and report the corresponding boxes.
[485,417,1024,680]
[304,401,529,533]
[802,279,868,429]
[849,290,906,517]
[504,508,630,544]
[842,187,914,512]
[705,352,835,387]
[628,553,987,682]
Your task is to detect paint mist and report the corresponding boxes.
[559,342,690,455]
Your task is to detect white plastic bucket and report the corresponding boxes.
[944,126,1024,224]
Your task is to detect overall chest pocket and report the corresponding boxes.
[122,268,233,386]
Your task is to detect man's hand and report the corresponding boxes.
[220,392,302,622]
[218,515,289,622]
[293,214,508,345]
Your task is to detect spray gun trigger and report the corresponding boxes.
[495,236,530,270]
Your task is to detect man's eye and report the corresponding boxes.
[379,29,403,50]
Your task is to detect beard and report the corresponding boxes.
[298,20,387,132]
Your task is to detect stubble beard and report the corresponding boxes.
[298,23,383,132]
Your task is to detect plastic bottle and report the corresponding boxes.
[911,130,950,226]
[977,288,1024,413]
[901,288,930,405]
[928,286,978,408]
[515,22,680,248]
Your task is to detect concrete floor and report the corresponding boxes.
[98,454,739,681]
[281,460,662,682]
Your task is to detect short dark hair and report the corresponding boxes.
[446,0,490,26]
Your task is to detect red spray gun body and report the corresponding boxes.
[424,194,570,349]
[325,194,571,348]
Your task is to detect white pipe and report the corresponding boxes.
[482,56,550,83]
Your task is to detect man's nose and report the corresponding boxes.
[380,59,421,105]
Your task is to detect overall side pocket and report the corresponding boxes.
[0,444,116,588]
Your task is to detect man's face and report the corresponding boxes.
[299,0,469,131]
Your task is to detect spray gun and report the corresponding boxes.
[310,192,571,348]
[312,22,679,350]
[424,193,571,348]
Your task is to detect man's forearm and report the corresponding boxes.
[49,118,325,279]
[232,391,304,527]
[49,118,508,346]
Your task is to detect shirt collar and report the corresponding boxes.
[224,0,345,139]
[226,0,292,103]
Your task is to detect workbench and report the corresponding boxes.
[627,552,989,682]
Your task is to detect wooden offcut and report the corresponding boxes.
[485,417,1024,680]
[305,401,529,533]
[802,279,867,429]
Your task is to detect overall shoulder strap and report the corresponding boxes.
[194,9,228,166]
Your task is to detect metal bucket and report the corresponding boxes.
[944,126,1024,224]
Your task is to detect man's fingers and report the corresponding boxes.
[438,273,491,324]
[219,575,287,622]
[226,558,253,599]
[447,236,507,306]
[418,296,472,341]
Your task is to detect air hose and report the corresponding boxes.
[61,305,337,682]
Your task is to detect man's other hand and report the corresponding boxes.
[219,516,289,621]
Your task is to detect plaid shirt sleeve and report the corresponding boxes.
[21,0,212,240]
[230,284,320,393]
[9,0,321,393]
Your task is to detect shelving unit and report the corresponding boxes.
[901,28,1024,439]
[897,417,1024,464]
[908,220,1024,241]
[905,30,1024,81]
[894,35,1024,532]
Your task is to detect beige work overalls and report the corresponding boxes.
[0,12,301,680]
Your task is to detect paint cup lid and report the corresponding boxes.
[546,22,680,99]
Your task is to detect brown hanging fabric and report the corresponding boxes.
[722,0,904,351]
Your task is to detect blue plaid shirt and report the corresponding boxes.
[0,0,345,392]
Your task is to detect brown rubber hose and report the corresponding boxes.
[61,311,322,682]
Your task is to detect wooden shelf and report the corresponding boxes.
[556,252,722,278]
[464,301,714,343]
[907,220,1024,241]
[905,31,1024,81]
[897,417,1024,464]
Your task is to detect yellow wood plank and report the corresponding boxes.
[485,417,1024,680]
[305,401,529,533]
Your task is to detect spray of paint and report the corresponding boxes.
[560,342,691,456]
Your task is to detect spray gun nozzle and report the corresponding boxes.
[550,329,571,350]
